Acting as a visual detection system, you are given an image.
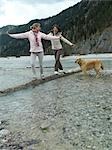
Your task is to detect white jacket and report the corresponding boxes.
[8,30,59,53]
[48,32,73,50]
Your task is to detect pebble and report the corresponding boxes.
[0,129,10,138]
[40,122,51,131]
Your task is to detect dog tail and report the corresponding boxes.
[101,63,104,70]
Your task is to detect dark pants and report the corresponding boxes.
[54,49,63,71]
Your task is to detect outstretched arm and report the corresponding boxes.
[61,35,74,46]
[7,32,28,39]
[41,32,60,40]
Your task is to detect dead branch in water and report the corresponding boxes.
[0,68,81,96]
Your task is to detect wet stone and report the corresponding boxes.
[0,120,9,126]
[0,129,10,138]
[40,121,51,132]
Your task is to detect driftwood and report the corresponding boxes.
[0,68,81,96]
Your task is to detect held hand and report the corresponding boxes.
[57,33,62,39]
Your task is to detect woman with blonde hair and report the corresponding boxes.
[8,23,60,79]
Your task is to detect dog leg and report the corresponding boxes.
[96,74,100,78]
[82,70,89,79]
[83,70,88,76]
[95,70,100,78]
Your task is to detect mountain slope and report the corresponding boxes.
[0,0,112,56]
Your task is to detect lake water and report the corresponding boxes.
[0,54,112,149]
[0,54,112,91]
[0,55,76,91]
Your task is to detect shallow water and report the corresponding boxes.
[0,54,112,149]
[0,55,76,91]
[0,54,112,91]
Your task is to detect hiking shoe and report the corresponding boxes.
[40,74,45,79]
[54,71,59,75]
[58,70,66,74]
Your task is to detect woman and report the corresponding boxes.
[48,24,74,74]
[8,23,60,79]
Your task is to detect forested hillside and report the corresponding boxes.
[0,0,112,57]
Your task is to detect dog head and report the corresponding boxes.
[75,58,82,64]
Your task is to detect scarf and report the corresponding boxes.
[33,31,39,46]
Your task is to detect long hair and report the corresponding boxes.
[51,24,62,35]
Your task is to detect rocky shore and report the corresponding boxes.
[0,70,112,150]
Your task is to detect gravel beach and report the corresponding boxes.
[0,70,112,150]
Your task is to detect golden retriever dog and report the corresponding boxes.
[75,58,104,77]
